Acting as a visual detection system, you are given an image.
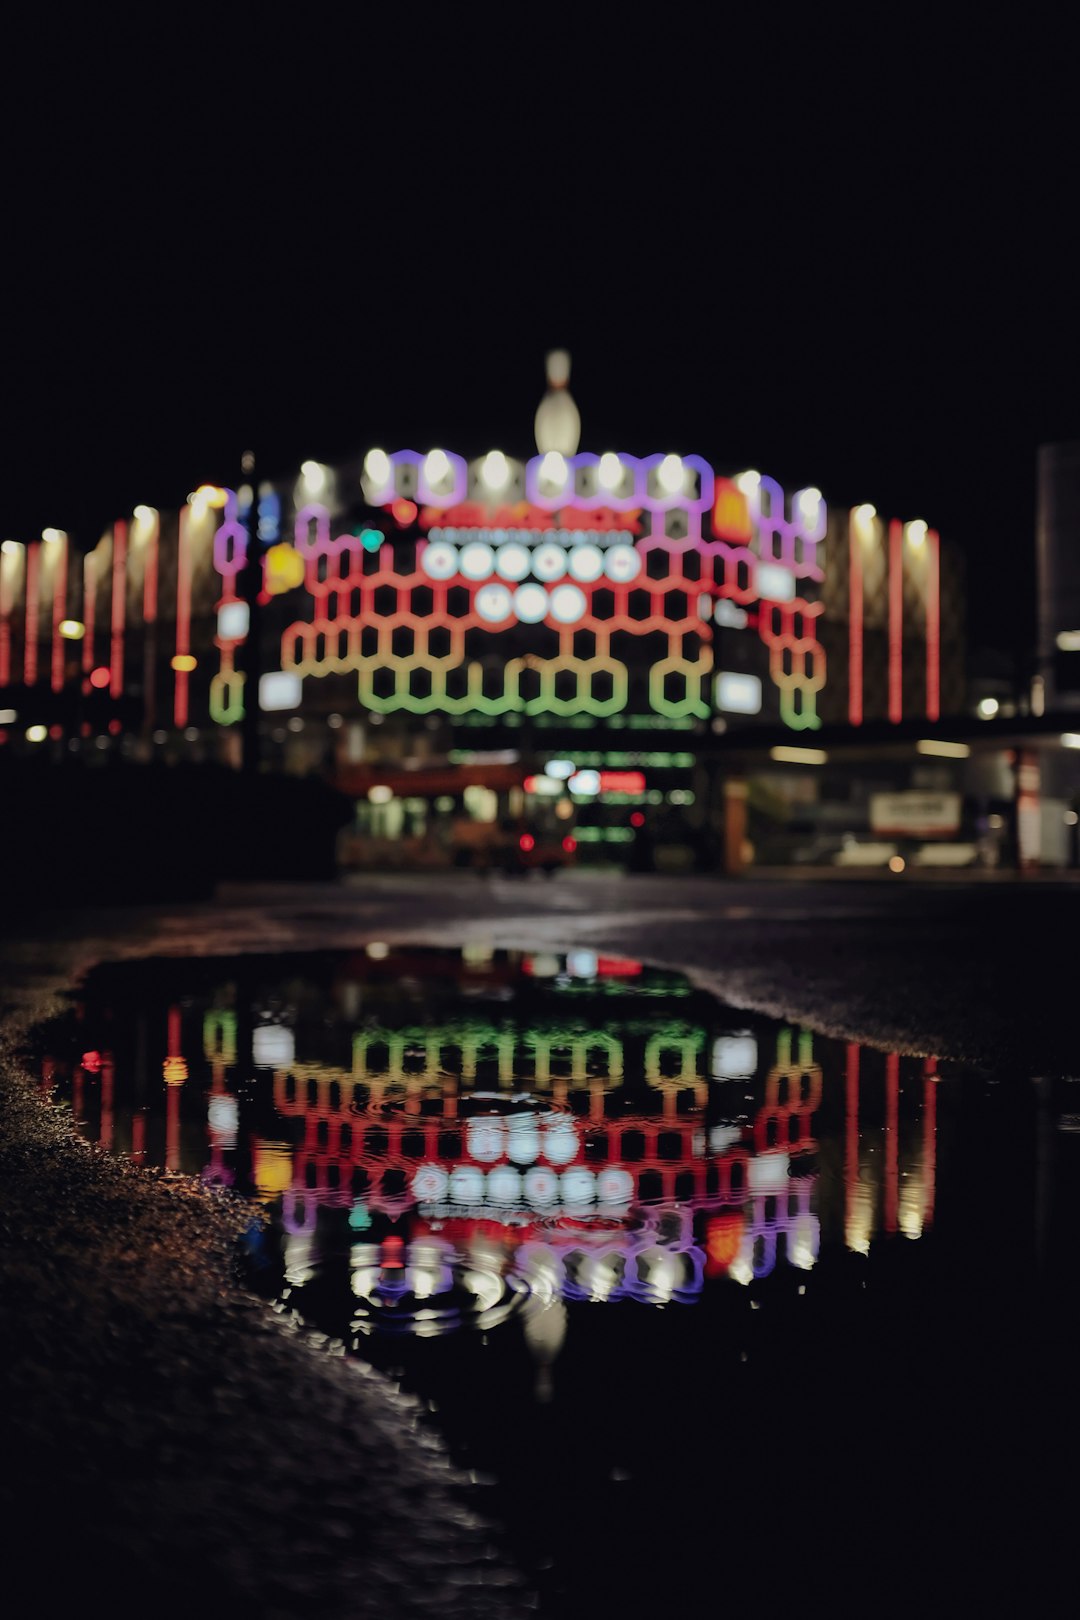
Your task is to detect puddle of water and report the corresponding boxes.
[35,946,1080,1615]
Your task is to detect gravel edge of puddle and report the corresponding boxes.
[0,948,536,1619]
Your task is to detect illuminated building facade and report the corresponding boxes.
[0,449,963,753]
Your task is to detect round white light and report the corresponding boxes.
[658,454,684,494]
[495,541,530,581]
[561,1168,596,1206]
[797,487,822,515]
[907,519,928,547]
[482,450,510,490]
[524,1166,559,1206]
[1,540,23,555]
[507,1116,540,1165]
[475,583,513,623]
[539,451,568,490]
[207,1095,238,1139]
[735,469,761,496]
[532,542,568,582]
[467,1119,506,1163]
[487,1166,523,1205]
[977,697,1000,719]
[603,543,642,582]
[133,505,157,525]
[424,448,451,487]
[301,460,326,494]
[42,527,64,543]
[543,1120,578,1166]
[549,583,587,624]
[412,1164,449,1202]
[449,1166,486,1204]
[853,503,877,532]
[25,724,48,743]
[364,448,391,487]
[421,540,459,580]
[567,544,604,582]
[459,541,495,580]
[597,1169,634,1205]
[568,768,601,795]
[545,758,575,779]
[513,583,549,623]
[598,452,623,491]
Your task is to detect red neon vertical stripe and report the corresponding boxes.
[885,1051,899,1233]
[175,508,191,729]
[24,541,41,686]
[100,1053,114,1150]
[110,520,128,700]
[848,512,863,725]
[845,1043,860,1232]
[888,520,903,723]
[82,553,96,673]
[51,532,67,693]
[922,1058,937,1229]
[925,529,940,722]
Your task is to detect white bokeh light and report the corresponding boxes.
[413,1164,449,1202]
[603,543,641,582]
[532,542,568,582]
[567,544,604,582]
[424,449,451,486]
[459,541,495,580]
[487,1166,523,1205]
[543,1119,579,1165]
[467,1119,507,1162]
[549,583,587,623]
[539,451,568,490]
[597,452,623,491]
[495,541,531,581]
[658,454,684,494]
[524,1166,559,1206]
[421,540,458,580]
[481,450,510,489]
[364,448,391,487]
[508,1116,540,1165]
[513,583,549,623]
[475,583,513,622]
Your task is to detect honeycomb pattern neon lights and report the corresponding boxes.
[207,451,830,728]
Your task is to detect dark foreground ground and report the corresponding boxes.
[3,872,1078,1616]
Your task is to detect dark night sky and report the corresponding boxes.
[3,15,1077,664]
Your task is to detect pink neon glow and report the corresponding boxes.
[110,521,127,700]
[51,531,67,693]
[926,528,940,722]
[24,541,40,686]
[923,1059,937,1228]
[82,553,96,673]
[885,1051,899,1234]
[888,519,903,724]
[848,512,863,725]
[175,510,191,728]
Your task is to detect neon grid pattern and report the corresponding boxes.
[209,454,830,730]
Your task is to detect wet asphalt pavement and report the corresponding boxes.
[2,871,1078,1616]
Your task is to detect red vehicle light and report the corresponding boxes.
[630,812,645,827]
[519,833,535,852]
[562,836,576,853]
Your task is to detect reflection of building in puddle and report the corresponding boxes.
[44,960,940,1322]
